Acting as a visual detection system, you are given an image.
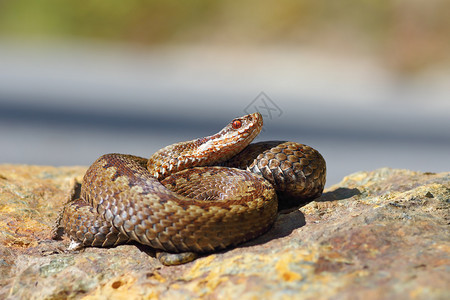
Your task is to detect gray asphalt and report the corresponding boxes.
[1,41,449,186]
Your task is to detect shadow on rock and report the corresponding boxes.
[240,209,306,248]
[236,188,360,249]
[315,187,361,202]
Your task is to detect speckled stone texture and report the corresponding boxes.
[0,165,448,299]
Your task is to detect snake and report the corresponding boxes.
[57,112,326,265]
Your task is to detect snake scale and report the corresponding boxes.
[57,112,326,265]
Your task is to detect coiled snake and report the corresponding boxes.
[56,113,326,265]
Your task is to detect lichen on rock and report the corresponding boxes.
[0,165,448,299]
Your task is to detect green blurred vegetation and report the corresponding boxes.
[0,0,449,72]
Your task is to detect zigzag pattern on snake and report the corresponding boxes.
[56,112,326,265]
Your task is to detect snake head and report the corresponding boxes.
[148,113,263,180]
[195,112,263,161]
[218,112,263,142]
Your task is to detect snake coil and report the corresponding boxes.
[57,112,326,265]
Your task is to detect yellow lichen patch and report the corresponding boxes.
[339,269,370,283]
[186,247,318,289]
[433,243,450,253]
[182,253,274,296]
[0,204,17,214]
[394,183,447,202]
[0,215,48,248]
[319,246,353,265]
[83,274,161,300]
[145,271,167,284]
[275,253,304,282]
[184,254,217,278]
[342,171,369,184]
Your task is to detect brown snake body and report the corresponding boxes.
[58,113,326,265]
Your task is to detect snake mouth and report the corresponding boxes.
[250,112,263,131]
[244,112,263,140]
[208,112,263,144]
[185,113,263,165]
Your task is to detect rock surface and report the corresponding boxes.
[0,165,449,299]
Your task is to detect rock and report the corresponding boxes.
[0,165,448,299]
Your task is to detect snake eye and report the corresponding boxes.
[232,120,242,129]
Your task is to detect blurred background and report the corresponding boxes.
[0,0,449,186]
